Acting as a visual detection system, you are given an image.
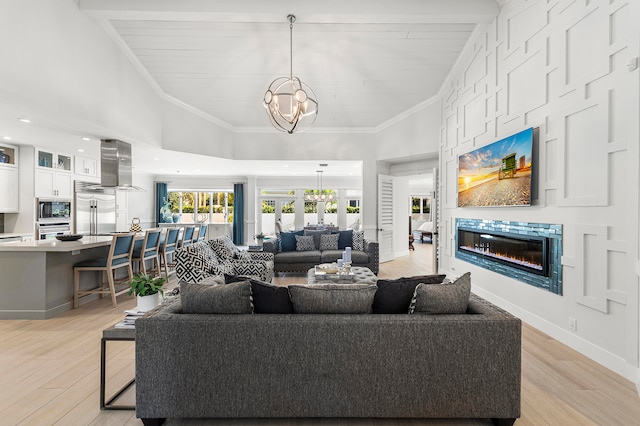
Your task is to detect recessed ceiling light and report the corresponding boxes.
[81,137,91,141]
[2,136,11,140]
[283,165,289,168]
[19,118,31,123]
[77,149,85,153]
[154,157,159,161]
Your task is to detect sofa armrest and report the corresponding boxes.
[262,240,278,254]
[364,240,379,274]
[230,259,273,282]
[246,251,274,262]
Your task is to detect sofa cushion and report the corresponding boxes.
[174,243,219,283]
[288,283,377,314]
[275,250,322,264]
[295,235,316,251]
[409,272,471,314]
[304,229,329,249]
[352,230,365,251]
[336,229,353,250]
[373,274,446,314]
[319,233,340,251]
[280,230,304,252]
[180,281,253,314]
[320,250,369,264]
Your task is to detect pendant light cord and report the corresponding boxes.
[289,16,294,80]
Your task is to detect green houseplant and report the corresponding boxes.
[128,273,166,312]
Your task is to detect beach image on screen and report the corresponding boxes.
[457,128,533,207]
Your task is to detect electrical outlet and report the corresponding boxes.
[569,317,577,332]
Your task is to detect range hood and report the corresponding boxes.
[99,139,144,191]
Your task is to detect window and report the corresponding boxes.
[410,195,431,220]
[168,190,233,224]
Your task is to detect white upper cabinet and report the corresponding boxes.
[0,144,19,212]
[34,147,73,199]
[35,148,72,173]
[74,155,98,178]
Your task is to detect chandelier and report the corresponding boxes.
[305,170,334,202]
[263,15,318,134]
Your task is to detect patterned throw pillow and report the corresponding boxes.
[408,272,471,314]
[236,251,252,262]
[295,235,316,251]
[319,233,339,250]
[352,230,365,251]
[207,236,239,260]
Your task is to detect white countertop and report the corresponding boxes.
[0,235,113,252]
[0,232,33,239]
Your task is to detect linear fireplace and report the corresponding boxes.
[455,219,562,294]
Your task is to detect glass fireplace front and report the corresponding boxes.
[457,227,548,276]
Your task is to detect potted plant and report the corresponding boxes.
[254,232,265,245]
[128,273,166,312]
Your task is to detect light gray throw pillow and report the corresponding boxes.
[180,281,253,314]
[409,272,471,314]
[288,283,377,314]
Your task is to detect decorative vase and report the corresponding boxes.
[137,293,160,312]
[172,213,180,223]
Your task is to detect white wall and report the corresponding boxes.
[437,0,640,384]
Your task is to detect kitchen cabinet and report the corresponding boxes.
[74,155,98,178]
[35,168,73,199]
[0,144,19,212]
[36,148,72,173]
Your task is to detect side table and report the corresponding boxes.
[101,325,136,410]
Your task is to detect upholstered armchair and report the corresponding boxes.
[175,239,274,284]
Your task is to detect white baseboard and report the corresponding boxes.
[437,267,640,395]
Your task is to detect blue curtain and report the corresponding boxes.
[156,182,169,225]
[233,183,244,245]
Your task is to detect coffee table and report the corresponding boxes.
[307,266,377,285]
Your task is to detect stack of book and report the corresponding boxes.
[114,309,146,329]
[248,245,263,252]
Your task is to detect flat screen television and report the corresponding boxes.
[458,127,534,207]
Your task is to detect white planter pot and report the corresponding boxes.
[137,292,161,312]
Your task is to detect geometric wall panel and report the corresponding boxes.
[463,94,486,139]
[507,51,546,118]
[560,103,608,206]
[561,224,627,313]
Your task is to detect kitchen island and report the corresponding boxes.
[0,236,117,319]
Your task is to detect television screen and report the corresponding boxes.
[458,127,533,207]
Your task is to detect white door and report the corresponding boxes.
[377,174,394,263]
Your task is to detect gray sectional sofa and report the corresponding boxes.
[135,293,521,425]
[263,229,380,274]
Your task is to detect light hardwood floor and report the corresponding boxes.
[1,242,639,425]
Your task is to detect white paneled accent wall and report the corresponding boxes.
[438,0,640,383]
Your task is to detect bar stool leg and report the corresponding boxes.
[107,269,118,307]
[74,269,80,308]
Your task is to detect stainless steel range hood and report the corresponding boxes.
[99,139,144,191]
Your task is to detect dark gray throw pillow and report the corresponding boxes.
[180,281,253,314]
[288,284,377,314]
[409,272,471,314]
[224,274,293,314]
[372,274,446,314]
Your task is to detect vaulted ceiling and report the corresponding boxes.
[80,0,500,130]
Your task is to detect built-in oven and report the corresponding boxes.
[36,222,72,240]
[37,198,72,222]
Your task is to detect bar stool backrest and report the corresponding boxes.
[142,228,163,256]
[110,233,136,267]
[164,227,181,254]
[182,226,196,247]
[197,225,207,241]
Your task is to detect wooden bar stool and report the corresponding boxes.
[73,232,136,308]
[160,227,181,278]
[132,228,163,277]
